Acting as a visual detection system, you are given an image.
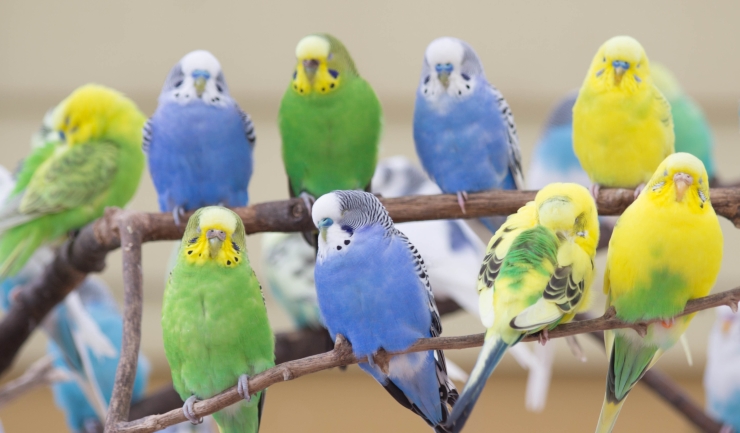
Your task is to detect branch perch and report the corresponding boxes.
[107,286,740,433]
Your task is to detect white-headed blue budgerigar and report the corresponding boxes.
[414,37,523,233]
[312,190,458,432]
[704,306,740,432]
[527,92,589,190]
[145,50,256,223]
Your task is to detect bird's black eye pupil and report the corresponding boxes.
[602,57,606,62]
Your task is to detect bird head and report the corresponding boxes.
[644,153,710,208]
[535,183,599,255]
[419,37,482,100]
[161,50,230,106]
[180,206,246,267]
[54,84,143,146]
[587,36,649,92]
[291,34,355,96]
[312,190,392,262]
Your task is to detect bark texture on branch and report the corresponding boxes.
[107,286,740,433]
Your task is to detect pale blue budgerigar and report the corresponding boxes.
[704,306,740,431]
[312,190,458,432]
[414,37,523,233]
[145,50,256,224]
[527,92,589,190]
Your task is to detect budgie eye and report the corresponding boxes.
[602,57,606,62]
[328,53,333,60]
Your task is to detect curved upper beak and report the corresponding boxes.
[302,59,320,81]
[612,60,630,84]
[435,63,454,87]
[206,229,226,258]
[673,172,693,202]
[192,70,211,98]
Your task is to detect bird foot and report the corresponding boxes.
[173,206,186,227]
[237,374,251,402]
[661,318,675,329]
[183,395,203,425]
[456,191,468,214]
[538,329,550,346]
[299,192,316,216]
[565,336,587,362]
[633,183,645,199]
[589,184,601,201]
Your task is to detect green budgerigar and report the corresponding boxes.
[162,206,275,433]
[279,33,382,209]
[0,84,146,277]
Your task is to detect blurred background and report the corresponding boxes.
[1,0,739,431]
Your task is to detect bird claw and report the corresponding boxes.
[183,395,203,425]
[538,329,550,346]
[237,374,251,402]
[299,192,315,216]
[456,191,468,214]
[633,183,645,199]
[589,184,601,201]
[173,206,186,227]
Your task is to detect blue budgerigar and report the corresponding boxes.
[704,306,740,431]
[414,37,523,233]
[527,92,590,190]
[145,50,256,223]
[312,190,458,432]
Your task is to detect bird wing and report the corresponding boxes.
[477,201,538,328]
[489,84,524,189]
[239,108,257,149]
[0,141,119,233]
[141,118,152,154]
[653,86,675,158]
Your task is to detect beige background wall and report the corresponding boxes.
[1,1,739,431]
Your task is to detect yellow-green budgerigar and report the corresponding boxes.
[573,36,674,197]
[446,183,599,432]
[595,152,723,432]
[0,84,146,277]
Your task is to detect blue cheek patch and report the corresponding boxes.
[595,69,604,77]
[328,69,339,79]
[634,75,642,83]
[341,225,354,236]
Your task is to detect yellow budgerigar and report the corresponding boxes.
[446,183,599,432]
[595,153,723,432]
[573,36,674,198]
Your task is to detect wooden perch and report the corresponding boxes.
[105,285,740,433]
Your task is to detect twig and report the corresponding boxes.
[103,213,146,431]
[106,286,740,433]
[0,355,69,407]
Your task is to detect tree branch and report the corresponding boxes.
[106,286,740,433]
[1,187,738,377]
[0,355,69,408]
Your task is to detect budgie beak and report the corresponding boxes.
[303,59,320,81]
[318,217,333,242]
[673,172,693,202]
[612,60,630,84]
[206,228,226,258]
[194,76,207,98]
[435,63,454,87]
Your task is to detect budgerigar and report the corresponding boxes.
[651,63,716,183]
[573,36,674,198]
[446,183,599,432]
[162,206,275,433]
[413,37,523,233]
[279,34,381,231]
[704,306,740,431]
[595,153,723,432]
[0,84,146,277]
[146,50,256,223]
[0,164,149,433]
[528,92,589,190]
[312,190,458,432]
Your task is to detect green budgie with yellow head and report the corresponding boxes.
[162,206,275,433]
[0,84,146,277]
[279,33,382,228]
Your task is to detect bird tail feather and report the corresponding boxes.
[212,397,261,433]
[595,398,626,433]
[446,336,509,432]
